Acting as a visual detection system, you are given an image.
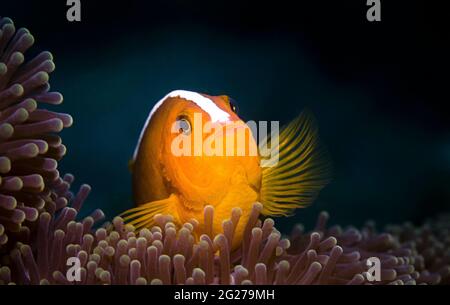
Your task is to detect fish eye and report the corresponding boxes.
[175,116,191,135]
[229,97,238,114]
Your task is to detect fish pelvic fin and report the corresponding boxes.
[120,194,180,231]
[259,110,332,217]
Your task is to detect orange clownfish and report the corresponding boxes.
[122,90,331,249]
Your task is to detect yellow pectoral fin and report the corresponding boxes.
[120,194,180,231]
[259,110,332,217]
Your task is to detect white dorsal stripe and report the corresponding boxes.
[133,90,231,159]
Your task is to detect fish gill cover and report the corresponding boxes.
[0,16,449,285]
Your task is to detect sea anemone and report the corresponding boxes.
[385,214,450,284]
[1,190,449,285]
[0,16,72,251]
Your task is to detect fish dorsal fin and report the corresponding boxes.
[259,110,332,217]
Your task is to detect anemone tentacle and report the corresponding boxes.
[0,16,74,252]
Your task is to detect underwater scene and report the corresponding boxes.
[0,0,449,290]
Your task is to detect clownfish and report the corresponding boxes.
[121,90,331,249]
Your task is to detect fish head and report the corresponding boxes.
[156,91,261,208]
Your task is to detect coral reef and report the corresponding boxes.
[0,16,72,251]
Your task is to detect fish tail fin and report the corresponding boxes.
[120,194,180,231]
[259,110,332,217]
